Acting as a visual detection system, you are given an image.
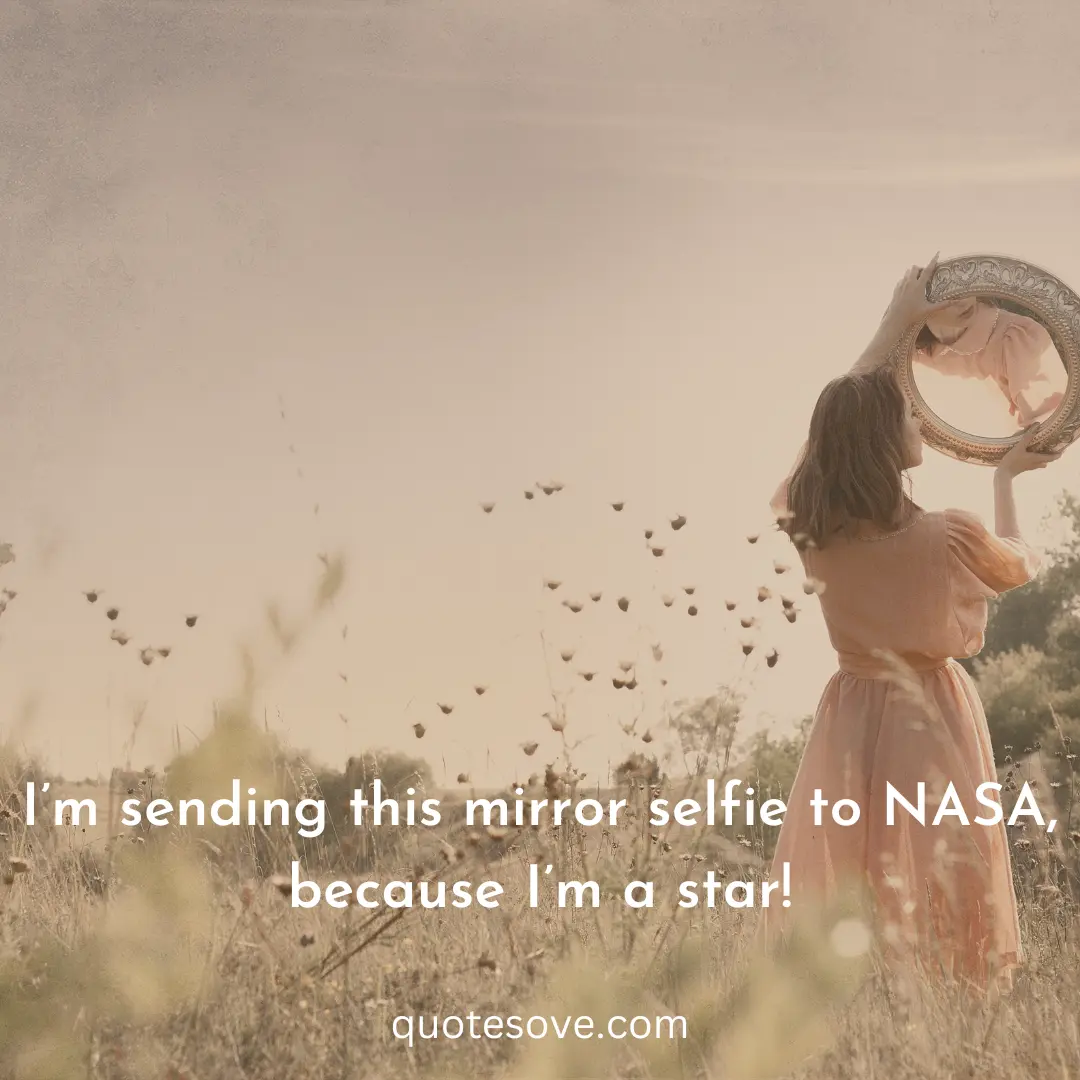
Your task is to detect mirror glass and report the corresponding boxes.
[911,296,1068,437]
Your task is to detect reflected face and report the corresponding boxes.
[902,396,924,468]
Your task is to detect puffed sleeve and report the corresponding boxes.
[945,508,1042,598]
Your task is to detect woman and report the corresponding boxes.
[760,258,1063,991]
[913,295,1065,427]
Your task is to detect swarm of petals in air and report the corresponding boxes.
[617,597,630,612]
[670,515,687,531]
[438,703,454,715]
[803,577,826,596]
[413,723,426,739]
[758,586,772,602]
[766,649,780,668]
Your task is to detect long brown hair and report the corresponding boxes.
[784,366,914,549]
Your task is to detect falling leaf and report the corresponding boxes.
[611,502,624,512]
[438,703,454,715]
[480,502,495,514]
[617,597,630,612]
[670,515,687,531]
[413,723,426,739]
[523,741,539,756]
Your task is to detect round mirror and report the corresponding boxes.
[890,255,1080,464]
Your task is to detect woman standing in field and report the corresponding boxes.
[761,258,1062,990]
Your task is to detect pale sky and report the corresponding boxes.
[4,0,1080,785]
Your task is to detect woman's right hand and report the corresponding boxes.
[997,422,1064,477]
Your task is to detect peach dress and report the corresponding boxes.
[759,494,1041,989]
[913,298,1065,426]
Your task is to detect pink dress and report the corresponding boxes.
[759,494,1041,989]
[913,299,1064,426]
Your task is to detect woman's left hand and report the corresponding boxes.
[881,255,947,330]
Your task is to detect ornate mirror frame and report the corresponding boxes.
[888,254,1080,465]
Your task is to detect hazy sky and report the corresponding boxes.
[4,0,1080,785]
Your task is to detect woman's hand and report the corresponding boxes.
[996,422,1064,478]
[880,255,946,332]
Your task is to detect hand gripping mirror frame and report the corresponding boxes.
[888,254,1080,466]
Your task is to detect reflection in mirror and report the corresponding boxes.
[911,296,1068,438]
